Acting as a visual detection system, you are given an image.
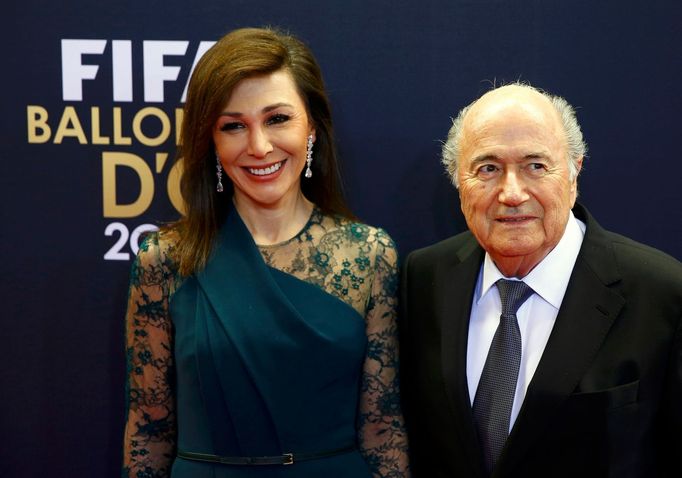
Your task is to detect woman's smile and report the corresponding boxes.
[245,159,287,177]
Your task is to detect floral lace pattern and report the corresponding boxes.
[123,208,409,477]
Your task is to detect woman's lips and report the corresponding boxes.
[244,159,286,177]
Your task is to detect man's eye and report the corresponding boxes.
[266,114,290,125]
[219,122,243,132]
[529,163,546,171]
[478,164,497,174]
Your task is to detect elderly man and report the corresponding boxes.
[400,84,681,477]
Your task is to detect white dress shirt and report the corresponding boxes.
[466,211,586,431]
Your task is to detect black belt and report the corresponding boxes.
[177,444,356,466]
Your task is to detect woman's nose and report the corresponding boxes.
[247,127,273,158]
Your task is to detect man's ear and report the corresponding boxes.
[570,156,584,203]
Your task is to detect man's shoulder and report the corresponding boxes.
[602,229,682,284]
[604,228,678,261]
[405,230,478,267]
[579,206,682,292]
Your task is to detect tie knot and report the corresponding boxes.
[496,279,534,316]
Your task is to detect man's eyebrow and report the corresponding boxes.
[469,154,498,168]
[218,102,294,117]
[469,152,550,166]
[523,152,550,160]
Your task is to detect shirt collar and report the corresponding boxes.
[477,210,586,308]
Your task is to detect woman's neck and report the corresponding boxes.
[233,191,314,246]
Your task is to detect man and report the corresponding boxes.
[400,84,681,477]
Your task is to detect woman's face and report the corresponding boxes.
[212,69,315,209]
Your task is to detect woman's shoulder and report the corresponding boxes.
[316,211,398,264]
[134,227,180,274]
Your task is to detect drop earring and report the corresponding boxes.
[305,134,313,178]
[216,154,224,192]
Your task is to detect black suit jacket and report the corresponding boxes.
[400,204,682,477]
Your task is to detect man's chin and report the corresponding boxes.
[486,238,543,258]
[488,242,548,261]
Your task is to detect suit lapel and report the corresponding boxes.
[437,235,487,475]
[499,205,626,473]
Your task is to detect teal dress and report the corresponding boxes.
[123,207,408,478]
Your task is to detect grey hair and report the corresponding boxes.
[441,83,587,188]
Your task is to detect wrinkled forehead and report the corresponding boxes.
[465,86,563,136]
[456,87,570,166]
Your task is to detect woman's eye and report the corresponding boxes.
[266,113,290,125]
[219,122,243,132]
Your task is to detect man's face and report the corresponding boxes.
[457,86,580,277]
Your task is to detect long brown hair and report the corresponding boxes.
[172,27,354,276]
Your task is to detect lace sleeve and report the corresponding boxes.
[122,233,177,478]
[357,229,410,477]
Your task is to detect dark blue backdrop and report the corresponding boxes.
[2,1,681,477]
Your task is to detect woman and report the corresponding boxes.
[122,27,409,478]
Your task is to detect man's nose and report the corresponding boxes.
[498,171,530,205]
[247,127,273,158]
